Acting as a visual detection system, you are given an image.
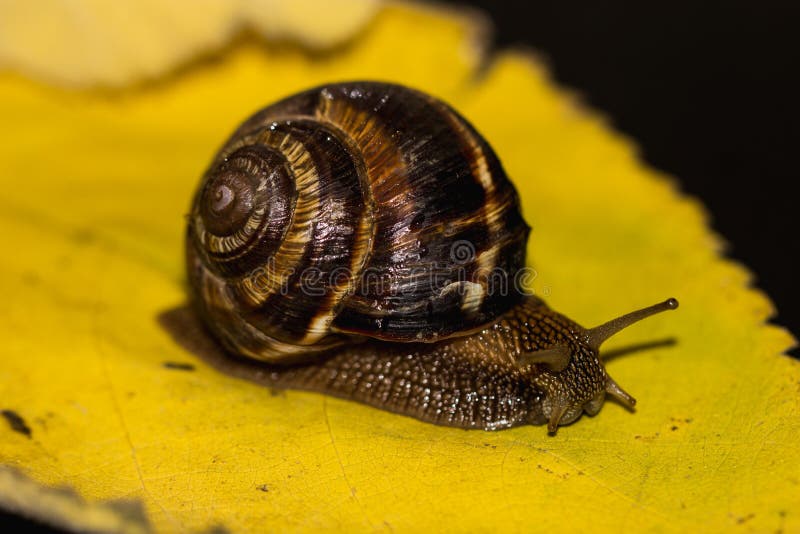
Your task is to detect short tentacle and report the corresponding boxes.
[605,375,637,410]
[547,402,569,434]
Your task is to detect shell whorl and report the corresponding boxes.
[187,82,530,362]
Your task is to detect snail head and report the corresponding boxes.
[519,298,679,433]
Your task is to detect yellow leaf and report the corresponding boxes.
[0,2,798,532]
[0,0,380,87]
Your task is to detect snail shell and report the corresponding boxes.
[186,82,678,432]
[187,82,529,361]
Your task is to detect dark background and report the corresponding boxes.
[446,0,799,358]
[2,0,798,531]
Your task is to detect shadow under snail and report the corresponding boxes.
[185,81,678,433]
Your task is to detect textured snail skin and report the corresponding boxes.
[257,296,605,431]
[186,81,677,432]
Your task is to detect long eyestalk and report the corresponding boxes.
[585,298,679,351]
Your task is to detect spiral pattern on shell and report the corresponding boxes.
[186,82,530,362]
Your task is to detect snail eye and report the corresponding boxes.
[199,170,254,236]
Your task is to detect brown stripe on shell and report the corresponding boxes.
[186,233,350,363]
[420,92,531,316]
[239,120,372,346]
[191,144,297,279]
[234,129,319,308]
[313,84,505,340]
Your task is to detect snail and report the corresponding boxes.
[185,81,678,433]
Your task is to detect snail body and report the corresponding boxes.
[186,82,677,432]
